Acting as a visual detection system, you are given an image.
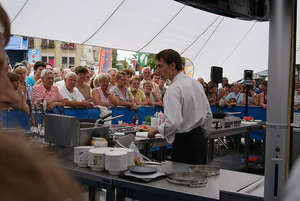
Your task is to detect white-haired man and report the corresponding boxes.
[58,72,93,108]
[139,67,161,97]
[31,69,65,111]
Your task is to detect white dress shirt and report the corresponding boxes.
[158,72,212,143]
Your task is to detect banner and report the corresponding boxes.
[98,47,112,74]
[137,52,147,74]
[184,59,194,78]
[27,49,40,64]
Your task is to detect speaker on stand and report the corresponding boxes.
[210,66,223,110]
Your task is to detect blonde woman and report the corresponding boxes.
[128,76,148,106]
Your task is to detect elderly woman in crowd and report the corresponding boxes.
[143,80,163,107]
[91,73,118,107]
[6,72,29,114]
[110,71,137,110]
[207,82,218,106]
[13,64,32,103]
[259,80,268,109]
[128,76,148,106]
[58,72,94,108]
[107,68,118,87]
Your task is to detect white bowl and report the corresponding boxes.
[88,148,110,171]
[74,146,94,167]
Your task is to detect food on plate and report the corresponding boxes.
[134,156,145,166]
[122,122,129,126]
[243,116,254,121]
[137,124,149,131]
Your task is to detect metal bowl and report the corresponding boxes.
[189,165,220,177]
[167,172,207,187]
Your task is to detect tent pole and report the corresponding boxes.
[264,0,296,200]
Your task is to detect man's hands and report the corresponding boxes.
[148,127,159,139]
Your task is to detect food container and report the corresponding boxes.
[91,137,108,147]
[88,148,111,171]
[74,146,94,167]
[105,150,128,175]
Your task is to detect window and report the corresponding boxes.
[41,57,47,62]
[28,37,34,48]
[62,56,75,67]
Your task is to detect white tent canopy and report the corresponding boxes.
[1,0,300,82]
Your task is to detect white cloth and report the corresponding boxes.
[157,72,212,143]
[58,85,85,102]
[94,105,112,126]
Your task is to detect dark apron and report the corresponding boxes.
[172,126,207,165]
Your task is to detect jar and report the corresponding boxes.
[91,137,107,147]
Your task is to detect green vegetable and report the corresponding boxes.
[145,116,152,122]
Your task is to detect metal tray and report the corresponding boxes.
[189,165,220,177]
[167,172,207,187]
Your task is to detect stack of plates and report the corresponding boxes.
[105,150,128,175]
[115,148,135,167]
[88,147,113,171]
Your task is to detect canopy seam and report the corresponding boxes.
[82,0,126,44]
[192,16,225,61]
[221,22,257,66]
[137,4,186,52]
[181,15,221,55]
[11,0,29,23]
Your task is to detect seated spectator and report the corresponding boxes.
[107,68,118,87]
[25,61,46,87]
[207,82,218,106]
[75,66,92,100]
[222,83,243,108]
[110,71,137,110]
[31,69,65,111]
[55,68,71,85]
[218,88,227,106]
[128,76,148,106]
[158,77,166,99]
[91,73,118,107]
[6,72,29,114]
[143,81,163,107]
[58,72,93,108]
[259,80,268,109]
[13,64,32,104]
[241,85,258,106]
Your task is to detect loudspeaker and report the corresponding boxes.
[210,66,223,84]
[243,70,253,85]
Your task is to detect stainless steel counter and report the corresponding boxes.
[58,159,264,201]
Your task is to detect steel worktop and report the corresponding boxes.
[58,159,264,201]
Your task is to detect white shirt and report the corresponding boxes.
[56,80,65,87]
[158,72,212,143]
[58,84,85,102]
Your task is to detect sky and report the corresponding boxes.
[117,50,136,61]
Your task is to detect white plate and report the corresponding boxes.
[241,120,259,125]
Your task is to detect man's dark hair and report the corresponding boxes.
[155,49,183,71]
[33,61,46,70]
[150,72,160,79]
[75,66,88,74]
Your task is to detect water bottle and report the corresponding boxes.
[240,156,245,167]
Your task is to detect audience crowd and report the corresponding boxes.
[7,58,277,115]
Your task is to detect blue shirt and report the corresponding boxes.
[225,92,243,104]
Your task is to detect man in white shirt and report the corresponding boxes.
[148,49,212,164]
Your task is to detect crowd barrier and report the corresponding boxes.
[1,105,269,141]
[1,106,164,131]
